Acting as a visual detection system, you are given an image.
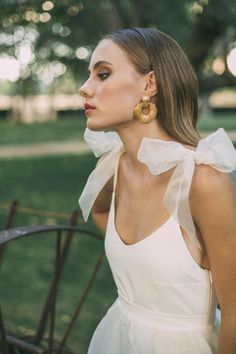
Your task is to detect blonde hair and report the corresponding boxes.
[104,28,200,147]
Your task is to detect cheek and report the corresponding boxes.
[87,73,144,130]
[105,76,142,113]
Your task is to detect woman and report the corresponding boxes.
[79,28,236,354]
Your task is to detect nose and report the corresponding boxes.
[79,79,93,98]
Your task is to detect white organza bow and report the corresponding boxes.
[79,128,123,222]
[138,128,236,247]
[79,127,236,247]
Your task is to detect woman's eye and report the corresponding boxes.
[98,72,110,80]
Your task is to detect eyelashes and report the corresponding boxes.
[97,72,110,80]
[86,69,110,81]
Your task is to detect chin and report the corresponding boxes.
[86,119,107,132]
[87,115,132,132]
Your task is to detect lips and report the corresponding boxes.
[84,103,96,111]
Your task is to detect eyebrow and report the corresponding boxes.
[88,60,112,72]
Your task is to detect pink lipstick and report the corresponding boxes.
[84,103,96,114]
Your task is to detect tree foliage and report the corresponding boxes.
[0,0,235,94]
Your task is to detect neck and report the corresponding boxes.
[114,119,173,174]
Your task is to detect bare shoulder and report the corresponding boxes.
[191,164,234,202]
[190,164,236,237]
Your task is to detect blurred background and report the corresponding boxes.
[0,1,235,353]
[0,0,236,122]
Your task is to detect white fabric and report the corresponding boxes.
[137,129,236,247]
[79,129,123,221]
[83,128,122,158]
[79,127,236,247]
[87,191,220,354]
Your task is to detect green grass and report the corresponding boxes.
[0,112,235,147]
[0,153,117,354]
[0,115,87,146]
[0,153,94,214]
[198,113,236,131]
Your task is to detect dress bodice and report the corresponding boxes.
[105,190,218,320]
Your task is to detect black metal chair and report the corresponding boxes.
[0,224,104,354]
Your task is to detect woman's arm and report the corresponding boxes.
[84,154,113,233]
[92,176,113,234]
[90,154,114,233]
[190,165,236,354]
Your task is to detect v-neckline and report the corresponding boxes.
[112,191,173,248]
[111,151,173,248]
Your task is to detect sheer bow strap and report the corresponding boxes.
[137,128,236,248]
[79,128,123,221]
[83,127,122,157]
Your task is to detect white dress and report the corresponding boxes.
[79,128,236,354]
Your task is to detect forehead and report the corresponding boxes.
[89,39,133,70]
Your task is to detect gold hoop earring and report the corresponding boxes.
[133,96,157,123]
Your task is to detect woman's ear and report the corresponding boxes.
[143,71,157,98]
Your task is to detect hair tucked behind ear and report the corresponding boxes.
[104,28,200,147]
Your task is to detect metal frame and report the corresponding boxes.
[0,224,104,354]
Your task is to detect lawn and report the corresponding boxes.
[198,113,236,131]
[0,114,86,146]
[0,112,235,147]
[0,153,117,354]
